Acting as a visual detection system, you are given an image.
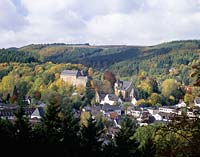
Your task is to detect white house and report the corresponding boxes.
[159,106,178,114]
[100,94,122,106]
[176,100,186,108]
[152,113,163,121]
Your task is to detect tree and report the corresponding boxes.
[40,95,62,144]
[149,93,162,105]
[0,75,15,99]
[103,71,116,88]
[61,108,80,156]
[148,78,159,93]
[80,116,104,156]
[191,63,200,86]
[184,93,194,106]
[138,81,153,96]
[80,111,91,127]
[134,125,157,157]
[161,79,179,98]
[33,90,41,100]
[14,105,32,144]
[114,116,139,156]
[84,81,95,105]
[0,118,14,144]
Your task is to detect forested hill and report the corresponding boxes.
[0,40,200,84]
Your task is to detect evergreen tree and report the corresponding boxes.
[41,99,62,144]
[114,116,139,157]
[14,105,32,144]
[61,108,80,156]
[84,81,95,105]
[80,116,104,156]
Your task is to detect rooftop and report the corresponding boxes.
[61,70,78,76]
[102,104,121,112]
[115,80,132,90]
[106,94,119,101]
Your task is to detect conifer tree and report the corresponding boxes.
[80,116,104,156]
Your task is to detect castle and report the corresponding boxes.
[60,70,88,87]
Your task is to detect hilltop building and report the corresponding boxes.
[60,70,88,87]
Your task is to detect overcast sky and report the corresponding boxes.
[1,0,200,48]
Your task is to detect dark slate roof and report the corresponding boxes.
[102,104,121,112]
[61,70,78,76]
[91,105,102,115]
[122,81,132,90]
[0,108,35,117]
[0,109,15,117]
[158,112,176,118]
[116,80,132,90]
[0,103,17,109]
[99,94,106,100]
[107,94,119,101]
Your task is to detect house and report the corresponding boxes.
[126,106,141,118]
[0,109,15,120]
[101,104,121,116]
[31,107,45,120]
[158,112,176,121]
[0,107,35,121]
[152,113,163,121]
[100,94,122,106]
[137,110,151,122]
[194,97,200,107]
[146,107,159,115]
[114,80,134,101]
[0,103,17,110]
[60,70,88,87]
[176,100,186,108]
[159,106,178,114]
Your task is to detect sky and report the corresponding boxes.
[1,0,200,48]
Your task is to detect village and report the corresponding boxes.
[0,69,200,131]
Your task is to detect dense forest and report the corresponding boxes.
[1,40,200,85]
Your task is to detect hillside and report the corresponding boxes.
[1,40,200,84]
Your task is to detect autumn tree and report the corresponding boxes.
[149,93,162,105]
[161,79,181,99]
[103,71,116,88]
[0,75,15,99]
[191,62,200,86]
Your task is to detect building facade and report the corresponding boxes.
[60,70,88,87]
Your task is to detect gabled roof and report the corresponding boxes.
[115,80,133,90]
[0,103,17,109]
[61,70,78,76]
[106,94,119,101]
[31,107,45,118]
